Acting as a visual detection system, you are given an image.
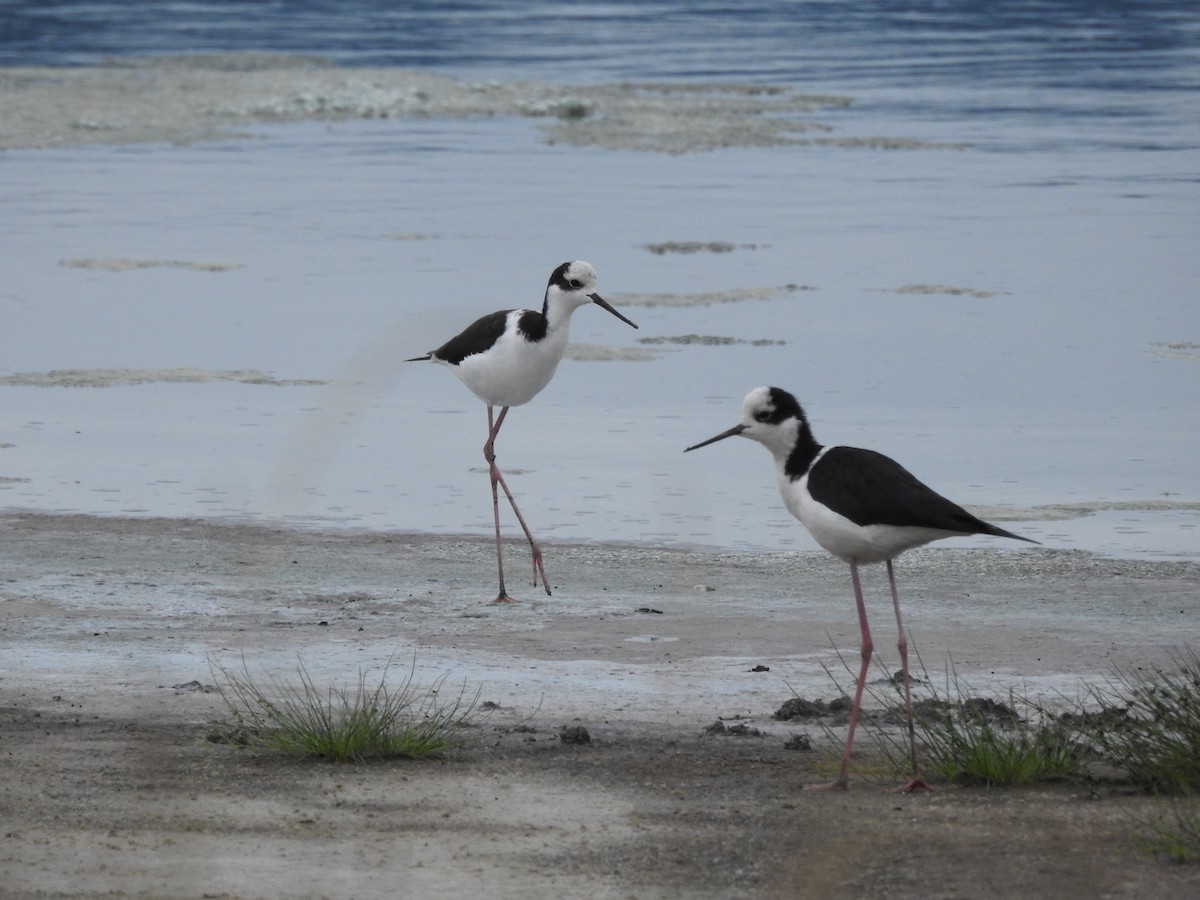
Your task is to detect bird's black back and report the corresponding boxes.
[808,446,1033,541]
[430,308,548,365]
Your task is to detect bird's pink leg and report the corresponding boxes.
[887,559,933,793]
[808,559,872,791]
[484,406,550,602]
[485,406,515,603]
[492,472,550,595]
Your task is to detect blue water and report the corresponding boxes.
[3,2,1199,162]
[2,2,1196,84]
[2,2,1198,559]
[4,3,1199,102]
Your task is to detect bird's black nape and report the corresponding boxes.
[761,387,822,480]
[763,386,806,425]
[547,261,575,291]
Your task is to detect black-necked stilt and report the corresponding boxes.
[408,260,638,603]
[685,385,1038,791]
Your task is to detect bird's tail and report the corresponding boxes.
[982,522,1040,545]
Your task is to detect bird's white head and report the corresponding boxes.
[548,260,599,300]
[685,386,808,461]
[545,260,638,328]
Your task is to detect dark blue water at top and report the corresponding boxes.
[3,1,1198,152]
[2,1,1198,95]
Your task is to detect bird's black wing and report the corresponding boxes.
[430,309,513,365]
[809,446,1031,540]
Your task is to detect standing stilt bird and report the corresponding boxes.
[407,261,638,602]
[685,386,1038,791]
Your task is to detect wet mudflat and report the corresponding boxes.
[2,512,1198,898]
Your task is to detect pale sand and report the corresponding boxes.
[2,512,1198,898]
[0,54,972,155]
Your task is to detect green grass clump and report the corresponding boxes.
[1067,647,1200,863]
[213,655,478,762]
[911,686,1080,786]
[827,643,1200,861]
[838,654,1082,787]
[1135,795,1200,863]
[1079,648,1200,795]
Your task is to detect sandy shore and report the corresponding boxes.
[0,53,980,156]
[2,511,1198,898]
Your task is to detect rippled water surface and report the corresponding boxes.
[2,2,1198,559]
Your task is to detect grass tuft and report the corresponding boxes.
[814,648,1083,788]
[212,655,479,763]
[811,642,1200,860]
[1076,648,1200,795]
[1135,793,1200,863]
[875,666,1081,787]
[912,683,1080,786]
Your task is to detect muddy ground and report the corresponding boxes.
[2,512,1199,898]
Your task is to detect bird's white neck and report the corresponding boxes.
[542,291,592,332]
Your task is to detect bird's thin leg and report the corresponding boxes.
[485,405,515,603]
[887,559,933,793]
[484,406,551,599]
[809,559,872,791]
[492,470,550,596]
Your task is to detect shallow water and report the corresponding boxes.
[1,3,1198,560]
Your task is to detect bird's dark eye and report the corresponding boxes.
[569,279,583,289]
[754,410,771,422]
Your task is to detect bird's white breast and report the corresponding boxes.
[451,311,570,408]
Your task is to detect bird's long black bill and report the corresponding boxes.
[684,424,747,452]
[590,293,638,329]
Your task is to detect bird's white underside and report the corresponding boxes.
[783,455,962,565]
[446,310,571,408]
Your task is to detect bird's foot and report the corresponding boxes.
[530,549,551,596]
[492,591,520,604]
[890,775,934,793]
